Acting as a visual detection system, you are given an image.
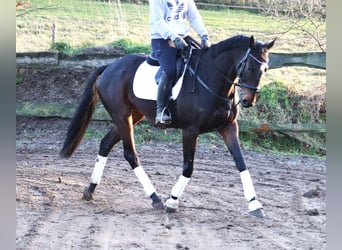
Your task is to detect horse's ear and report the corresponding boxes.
[249,35,256,49]
[266,38,276,50]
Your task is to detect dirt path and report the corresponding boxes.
[16,117,326,250]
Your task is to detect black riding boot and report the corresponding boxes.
[155,71,172,124]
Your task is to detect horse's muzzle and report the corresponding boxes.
[241,98,253,108]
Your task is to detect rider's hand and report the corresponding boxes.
[173,36,188,50]
[201,35,211,49]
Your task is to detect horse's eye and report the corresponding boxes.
[247,67,254,72]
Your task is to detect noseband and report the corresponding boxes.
[236,48,268,93]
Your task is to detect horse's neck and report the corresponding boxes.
[188,49,238,99]
[197,49,239,83]
[223,49,245,78]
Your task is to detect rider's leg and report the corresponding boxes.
[151,38,178,124]
[155,71,173,124]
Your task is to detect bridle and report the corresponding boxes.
[185,46,268,105]
[235,48,269,94]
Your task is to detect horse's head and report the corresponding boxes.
[237,36,275,108]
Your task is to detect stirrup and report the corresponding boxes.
[155,107,172,124]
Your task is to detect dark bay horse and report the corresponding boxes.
[60,34,275,218]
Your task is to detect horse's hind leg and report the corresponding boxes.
[218,121,265,218]
[83,125,121,201]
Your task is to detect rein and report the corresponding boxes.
[186,52,237,108]
[184,47,249,107]
[188,66,234,108]
[187,51,235,86]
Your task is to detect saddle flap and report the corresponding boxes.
[133,61,185,101]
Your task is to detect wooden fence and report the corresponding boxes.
[16,51,326,69]
[16,51,326,134]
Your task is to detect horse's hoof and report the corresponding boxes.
[164,198,179,213]
[164,206,177,213]
[152,200,164,210]
[82,188,93,201]
[249,208,265,218]
[248,199,264,218]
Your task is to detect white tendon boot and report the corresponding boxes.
[83,155,107,201]
[134,165,156,197]
[165,175,190,212]
[240,170,265,218]
[90,155,107,184]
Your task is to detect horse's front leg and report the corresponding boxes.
[164,129,198,212]
[218,121,265,218]
[119,117,164,210]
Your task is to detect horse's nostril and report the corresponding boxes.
[242,99,249,106]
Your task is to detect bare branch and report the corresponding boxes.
[255,0,326,52]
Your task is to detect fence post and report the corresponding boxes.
[51,20,57,45]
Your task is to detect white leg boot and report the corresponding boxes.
[165,175,190,212]
[240,170,265,218]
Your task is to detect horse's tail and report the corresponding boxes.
[59,64,108,158]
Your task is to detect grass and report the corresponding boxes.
[110,39,150,54]
[16,72,26,85]
[239,132,325,157]
[81,119,325,158]
[16,0,325,53]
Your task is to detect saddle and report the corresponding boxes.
[132,36,202,101]
[146,36,202,84]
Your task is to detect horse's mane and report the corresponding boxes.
[210,35,251,58]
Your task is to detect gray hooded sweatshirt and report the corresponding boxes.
[149,0,208,41]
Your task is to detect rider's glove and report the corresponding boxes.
[173,36,188,50]
[201,35,211,49]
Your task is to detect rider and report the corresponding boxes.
[149,0,211,124]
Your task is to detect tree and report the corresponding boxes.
[250,0,326,52]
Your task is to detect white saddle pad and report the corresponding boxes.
[133,61,184,101]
